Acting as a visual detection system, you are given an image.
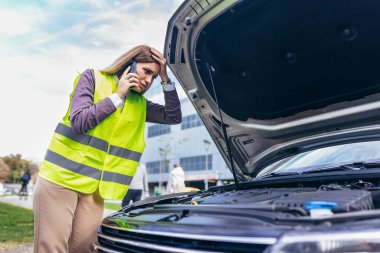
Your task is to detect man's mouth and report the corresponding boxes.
[140,83,147,90]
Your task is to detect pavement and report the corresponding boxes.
[0,243,33,253]
[0,195,119,253]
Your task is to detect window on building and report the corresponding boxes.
[146,160,170,174]
[180,155,212,172]
[181,114,203,130]
[148,124,171,138]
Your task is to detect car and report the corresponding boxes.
[95,0,380,252]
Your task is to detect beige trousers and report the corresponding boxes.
[33,177,104,253]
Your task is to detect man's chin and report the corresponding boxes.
[131,89,147,95]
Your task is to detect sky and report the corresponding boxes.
[0,0,184,161]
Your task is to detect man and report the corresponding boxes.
[19,170,30,196]
[167,163,185,193]
[33,45,182,253]
[122,164,149,207]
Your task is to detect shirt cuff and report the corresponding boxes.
[108,93,124,108]
[162,81,176,92]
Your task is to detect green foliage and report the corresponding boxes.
[1,154,34,183]
[0,202,34,244]
[0,158,10,183]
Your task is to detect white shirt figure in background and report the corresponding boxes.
[122,164,149,207]
[167,163,186,193]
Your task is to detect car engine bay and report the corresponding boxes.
[112,179,380,224]
[194,181,378,214]
[97,180,380,253]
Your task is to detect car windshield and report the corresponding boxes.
[256,141,380,177]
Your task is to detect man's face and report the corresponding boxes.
[132,62,160,95]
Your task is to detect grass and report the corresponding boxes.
[0,202,34,246]
[104,202,122,211]
[0,200,122,250]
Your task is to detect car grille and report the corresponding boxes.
[96,224,273,253]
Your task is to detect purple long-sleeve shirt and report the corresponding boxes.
[70,69,182,134]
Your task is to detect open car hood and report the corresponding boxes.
[164,0,380,180]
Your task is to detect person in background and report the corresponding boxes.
[33,45,182,253]
[122,164,149,207]
[167,163,186,193]
[19,170,31,196]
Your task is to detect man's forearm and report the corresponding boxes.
[146,89,182,124]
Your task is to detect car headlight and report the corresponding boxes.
[266,230,380,253]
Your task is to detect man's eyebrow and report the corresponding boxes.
[143,67,157,74]
[143,66,159,75]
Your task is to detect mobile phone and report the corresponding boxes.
[122,61,138,108]
[128,60,137,90]
[129,60,137,74]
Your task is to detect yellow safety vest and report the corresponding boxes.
[39,70,146,200]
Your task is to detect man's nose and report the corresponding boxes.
[145,76,153,86]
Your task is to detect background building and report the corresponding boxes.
[141,71,232,195]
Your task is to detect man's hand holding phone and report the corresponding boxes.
[116,63,141,100]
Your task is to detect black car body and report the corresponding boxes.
[96,1,380,252]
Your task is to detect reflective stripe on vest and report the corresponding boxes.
[39,70,146,200]
[45,149,102,180]
[55,123,108,152]
[44,149,133,186]
[54,123,142,162]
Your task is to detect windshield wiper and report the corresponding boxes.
[303,161,380,174]
[255,171,302,180]
[255,161,380,180]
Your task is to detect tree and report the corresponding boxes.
[2,154,31,183]
[0,158,10,183]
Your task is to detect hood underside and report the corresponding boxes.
[165,0,380,179]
